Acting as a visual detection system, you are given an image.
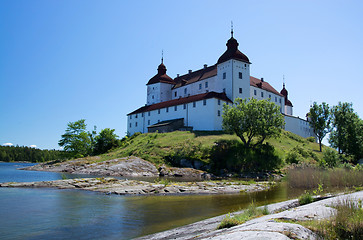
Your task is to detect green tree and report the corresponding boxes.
[329,102,363,162]
[222,98,285,148]
[58,119,93,157]
[93,128,120,155]
[309,102,331,152]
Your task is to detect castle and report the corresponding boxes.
[127,32,314,138]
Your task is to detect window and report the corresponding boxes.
[223,72,226,79]
[174,106,177,111]
[239,72,242,79]
[254,90,257,95]
[148,120,150,125]
[205,82,208,88]
[279,98,282,104]
[203,99,206,105]
[184,88,187,94]
[174,92,177,97]
[135,114,138,118]
[217,110,221,116]
[223,88,226,93]
[218,99,221,105]
[183,104,186,109]
[129,123,131,128]
[239,88,242,94]
[130,115,132,119]
[152,95,154,99]
[193,102,196,108]
[158,109,160,114]
[275,97,277,102]
[142,113,144,117]
[199,83,202,90]
[244,64,247,67]
[166,107,169,113]
[135,122,138,127]
[261,92,264,98]
[269,94,271,99]
[148,112,150,116]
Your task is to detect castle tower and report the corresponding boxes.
[146,60,175,105]
[216,30,251,102]
[280,83,293,115]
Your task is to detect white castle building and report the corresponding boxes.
[127,32,314,138]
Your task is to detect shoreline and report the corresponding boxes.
[0,177,272,196]
[135,190,363,240]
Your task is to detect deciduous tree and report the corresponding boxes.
[222,98,285,148]
[309,102,331,152]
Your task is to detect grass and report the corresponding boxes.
[296,199,363,240]
[286,166,363,190]
[62,130,329,174]
[217,202,269,229]
[298,191,314,205]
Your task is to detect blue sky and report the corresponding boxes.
[1,0,362,150]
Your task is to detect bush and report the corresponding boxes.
[285,150,302,164]
[322,148,340,168]
[307,136,316,143]
[298,191,314,205]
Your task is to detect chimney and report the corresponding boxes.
[177,74,180,77]
[204,64,208,69]
[261,78,264,82]
[188,70,192,74]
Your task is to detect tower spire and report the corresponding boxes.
[161,50,164,64]
[283,75,285,88]
[231,21,234,38]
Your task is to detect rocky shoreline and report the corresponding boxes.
[136,191,363,240]
[22,156,215,180]
[0,177,271,196]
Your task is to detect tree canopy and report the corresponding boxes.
[309,102,331,152]
[222,98,285,148]
[58,119,121,158]
[329,102,363,161]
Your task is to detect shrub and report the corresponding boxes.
[298,191,314,205]
[285,150,302,164]
[307,136,316,143]
[322,148,340,168]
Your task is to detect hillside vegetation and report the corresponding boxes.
[83,130,326,174]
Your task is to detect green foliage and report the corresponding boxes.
[309,102,331,152]
[222,98,285,148]
[320,148,341,168]
[329,102,363,162]
[0,145,66,162]
[59,119,121,158]
[298,191,314,205]
[217,203,269,229]
[285,150,302,164]
[58,119,93,157]
[307,136,316,143]
[210,140,282,173]
[93,128,120,155]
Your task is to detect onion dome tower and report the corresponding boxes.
[280,83,293,115]
[146,55,175,105]
[217,28,251,64]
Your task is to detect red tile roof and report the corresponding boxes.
[250,76,283,97]
[128,91,232,115]
[173,65,217,89]
[147,63,175,85]
[217,37,251,64]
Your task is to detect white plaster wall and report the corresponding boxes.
[160,83,172,102]
[284,115,314,138]
[231,60,250,102]
[171,75,218,100]
[127,98,228,135]
[147,83,161,105]
[285,105,293,115]
[250,86,285,113]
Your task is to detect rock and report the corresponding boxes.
[180,159,193,168]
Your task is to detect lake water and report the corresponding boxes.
[0,162,303,240]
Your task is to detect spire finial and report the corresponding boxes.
[231,21,234,37]
[283,75,285,88]
[161,50,164,64]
